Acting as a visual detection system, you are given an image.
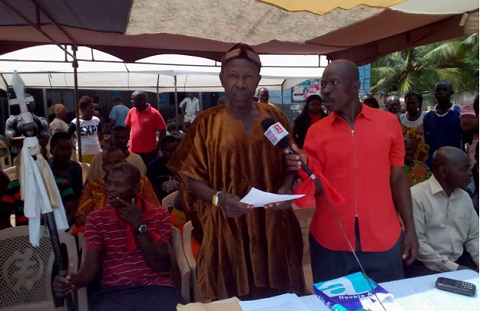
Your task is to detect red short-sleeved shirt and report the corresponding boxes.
[85,198,173,287]
[304,104,404,252]
[125,104,166,153]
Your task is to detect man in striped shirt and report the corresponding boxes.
[53,163,183,311]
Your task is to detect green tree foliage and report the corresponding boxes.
[371,34,479,94]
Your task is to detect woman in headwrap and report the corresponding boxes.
[49,104,68,134]
[49,103,76,161]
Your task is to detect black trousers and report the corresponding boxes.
[309,233,404,284]
[90,285,184,311]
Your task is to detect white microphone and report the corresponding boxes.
[262,118,320,186]
[263,121,289,147]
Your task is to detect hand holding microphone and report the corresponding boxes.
[284,144,308,172]
[261,118,321,188]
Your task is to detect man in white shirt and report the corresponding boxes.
[179,92,199,123]
[407,146,479,277]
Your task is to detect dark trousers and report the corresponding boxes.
[309,233,404,284]
[90,285,184,311]
[405,249,478,278]
[135,149,159,167]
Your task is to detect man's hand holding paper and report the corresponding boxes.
[218,192,253,218]
[240,187,304,208]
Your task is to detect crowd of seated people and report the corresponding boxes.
[0,94,191,309]
[0,69,478,310]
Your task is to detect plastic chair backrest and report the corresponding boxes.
[3,166,17,181]
[0,135,12,169]
[170,225,191,303]
[182,220,200,302]
[75,232,89,311]
[292,204,315,292]
[79,162,90,184]
[0,226,77,310]
[161,190,178,211]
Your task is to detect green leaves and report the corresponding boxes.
[371,34,479,95]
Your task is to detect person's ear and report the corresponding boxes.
[352,80,361,93]
[219,72,225,88]
[132,182,140,194]
[438,165,449,178]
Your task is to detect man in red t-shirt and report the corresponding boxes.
[286,59,418,283]
[53,163,183,311]
[125,91,167,166]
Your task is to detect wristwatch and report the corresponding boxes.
[136,224,148,235]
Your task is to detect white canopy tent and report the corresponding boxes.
[0,45,325,93]
[0,45,325,144]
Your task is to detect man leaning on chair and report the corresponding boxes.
[52,163,183,311]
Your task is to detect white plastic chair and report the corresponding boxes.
[75,232,89,311]
[3,166,17,181]
[79,162,90,185]
[161,190,178,211]
[182,220,200,302]
[0,226,78,310]
[170,225,191,303]
[0,136,12,169]
[292,204,315,293]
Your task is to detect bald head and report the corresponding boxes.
[132,90,146,99]
[327,60,359,81]
[432,147,468,170]
[131,90,147,111]
[257,87,269,103]
[431,147,471,193]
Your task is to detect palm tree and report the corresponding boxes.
[371,34,479,94]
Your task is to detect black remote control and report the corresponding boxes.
[435,277,476,297]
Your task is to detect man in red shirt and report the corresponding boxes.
[287,59,418,283]
[126,91,167,166]
[53,163,183,311]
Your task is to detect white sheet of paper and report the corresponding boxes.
[240,187,304,207]
[239,293,310,311]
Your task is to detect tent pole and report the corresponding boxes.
[42,88,48,119]
[174,76,179,126]
[0,73,10,116]
[156,74,160,111]
[73,45,81,162]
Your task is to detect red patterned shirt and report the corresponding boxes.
[85,197,173,287]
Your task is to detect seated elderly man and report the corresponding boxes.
[74,148,159,230]
[53,162,183,311]
[86,125,146,182]
[407,146,478,277]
